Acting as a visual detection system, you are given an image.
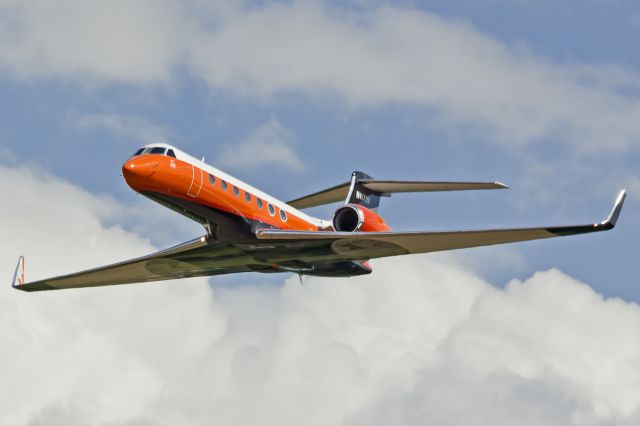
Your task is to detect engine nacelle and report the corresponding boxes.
[332,204,391,232]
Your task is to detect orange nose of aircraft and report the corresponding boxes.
[122,157,159,179]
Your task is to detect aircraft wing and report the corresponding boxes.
[12,236,252,292]
[259,190,626,259]
[13,190,625,291]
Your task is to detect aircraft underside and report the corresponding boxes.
[140,192,375,278]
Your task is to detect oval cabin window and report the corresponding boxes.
[221,180,228,191]
[233,186,239,197]
[245,192,251,202]
[209,174,216,185]
[279,209,288,222]
[257,198,263,209]
[268,204,275,216]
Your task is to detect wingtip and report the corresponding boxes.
[11,256,25,288]
[495,181,509,189]
[602,189,626,228]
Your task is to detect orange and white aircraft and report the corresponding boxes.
[12,143,626,291]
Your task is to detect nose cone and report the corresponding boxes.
[122,157,159,179]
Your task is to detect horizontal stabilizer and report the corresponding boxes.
[287,180,507,209]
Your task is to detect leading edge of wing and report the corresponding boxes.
[257,190,626,254]
[13,236,211,292]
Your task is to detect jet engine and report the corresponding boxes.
[332,204,391,232]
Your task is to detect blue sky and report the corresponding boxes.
[2,2,640,424]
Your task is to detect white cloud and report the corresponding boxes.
[219,117,305,172]
[75,113,171,145]
[190,2,640,153]
[2,2,640,152]
[0,0,186,84]
[0,161,639,425]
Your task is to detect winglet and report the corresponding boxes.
[601,190,626,228]
[12,256,25,288]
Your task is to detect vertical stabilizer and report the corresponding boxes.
[345,171,384,210]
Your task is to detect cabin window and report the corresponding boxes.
[257,198,263,209]
[245,192,251,202]
[279,209,288,222]
[166,149,176,158]
[221,180,228,191]
[209,174,216,185]
[233,186,239,197]
[268,204,275,216]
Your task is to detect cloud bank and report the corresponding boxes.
[2,1,640,152]
[0,160,639,425]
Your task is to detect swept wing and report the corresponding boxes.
[13,190,625,291]
[13,237,251,292]
[261,190,626,258]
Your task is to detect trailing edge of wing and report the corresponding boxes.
[261,190,626,257]
[287,180,508,209]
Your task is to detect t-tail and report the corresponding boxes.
[286,172,508,211]
[345,171,383,210]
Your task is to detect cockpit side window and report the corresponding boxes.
[133,148,145,156]
[166,149,176,158]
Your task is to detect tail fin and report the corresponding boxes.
[12,256,25,288]
[345,171,384,211]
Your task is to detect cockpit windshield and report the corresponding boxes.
[132,147,176,158]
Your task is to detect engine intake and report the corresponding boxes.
[333,205,363,232]
[332,205,391,232]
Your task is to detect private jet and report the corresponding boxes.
[12,143,626,291]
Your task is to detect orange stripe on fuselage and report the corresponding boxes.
[122,154,320,231]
